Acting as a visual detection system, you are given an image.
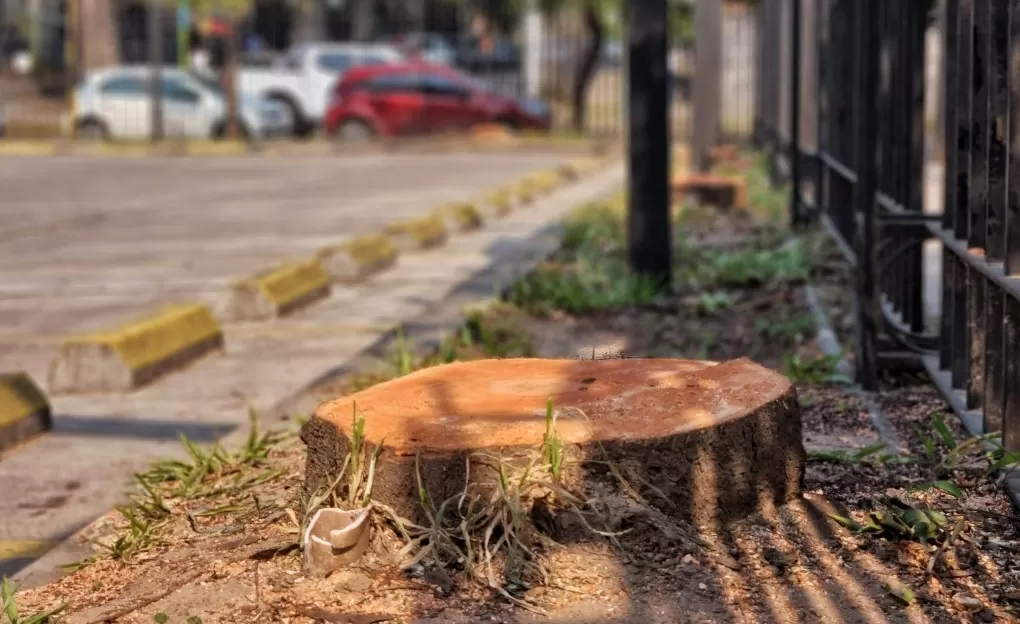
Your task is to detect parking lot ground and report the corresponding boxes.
[0,150,570,385]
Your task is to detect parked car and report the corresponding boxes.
[237,42,405,136]
[71,66,292,141]
[323,62,551,142]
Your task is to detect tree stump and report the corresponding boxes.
[302,357,805,531]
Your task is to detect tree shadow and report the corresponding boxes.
[317,335,943,623]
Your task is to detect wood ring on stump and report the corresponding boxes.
[301,357,805,530]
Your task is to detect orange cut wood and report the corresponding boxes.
[671,173,748,210]
[302,357,805,529]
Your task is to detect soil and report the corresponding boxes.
[13,160,1020,624]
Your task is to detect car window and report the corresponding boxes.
[317,51,354,73]
[422,73,469,98]
[362,72,422,94]
[362,54,393,67]
[280,49,303,70]
[162,77,202,104]
[100,76,147,95]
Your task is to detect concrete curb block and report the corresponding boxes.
[47,304,224,394]
[432,202,486,234]
[383,215,449,252]
[478,188,517,218]
[316,234,398,284]
[221,260,332,322]
[0,372,52,453]
[802,283,903,453]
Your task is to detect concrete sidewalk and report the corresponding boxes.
[2,162,626,585]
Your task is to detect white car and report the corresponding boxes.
[72,66,292,141]
[238,42,404,136]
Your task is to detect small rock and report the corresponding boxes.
[681,554,695,565]
[977,610,996,623]
[953,593,984,612]
[698,582,707,590]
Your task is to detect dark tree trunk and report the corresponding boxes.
[351,0,375,41]
[573,6,603,134]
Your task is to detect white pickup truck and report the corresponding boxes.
[237,42,404,136]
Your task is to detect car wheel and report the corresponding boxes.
[76,119,108,142]
[212,121,251,141]
[268,94,312,139]
[337,120,374,144]
[494,117,519,133]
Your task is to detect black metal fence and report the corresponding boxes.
[750,0,1020,452]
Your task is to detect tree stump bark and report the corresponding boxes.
[302,357,805,531]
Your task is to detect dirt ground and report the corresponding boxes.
[11,154,1020,624]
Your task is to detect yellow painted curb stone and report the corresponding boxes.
[317,234,398,283]
[48,304,224,393]
[0,372,52,452]
[222,260,332,322]
[480,188,516,218]
[0,141,61,157]
[0,539,58,561]
[433,202,485,233]
[383,215,449,251]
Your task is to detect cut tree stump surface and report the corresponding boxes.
[302,357,805,528]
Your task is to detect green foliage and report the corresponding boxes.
[829,496,951,543]
[1,577,65,624]
[783,353,851,385]
[682,242,811,291]
[508,198,665,315]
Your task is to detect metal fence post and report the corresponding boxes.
[148,0,164,142]
[853,0,880,391]
[626,0,672,284]
[691,0,722,172]
[789,0,802,225]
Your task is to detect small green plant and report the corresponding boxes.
[783,353,851,384]
[808,443,890,465]
[153,614,169,624]
[509,258,662,315]
[756,314,816,342]
[1,577,65,624]
[541,399,564,481]
[93,505,163,563]
[462,304,534,358]
[701,244,810,289]
[391,328,415,377]
[829,496,952,543]
[695,291,731,315]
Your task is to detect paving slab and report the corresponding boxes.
[1,161,625,581]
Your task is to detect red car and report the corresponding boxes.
[323,62,551,142]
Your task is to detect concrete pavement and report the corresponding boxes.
[0,150,570,385]
[0,150,625,582]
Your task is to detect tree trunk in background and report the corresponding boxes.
[572,6,603,133]
[380,0,424,33]
[80,0,120,71]
[293,0,323,42]
[350,0,374,41]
